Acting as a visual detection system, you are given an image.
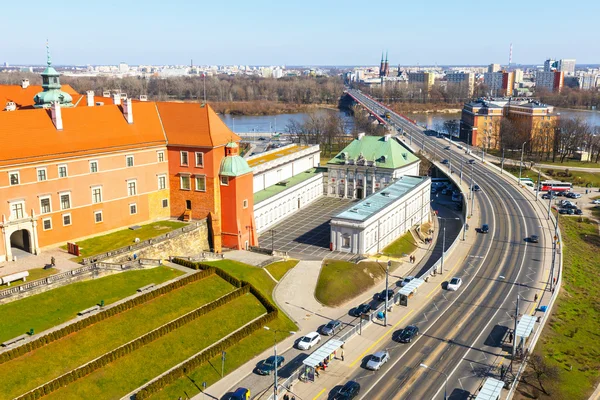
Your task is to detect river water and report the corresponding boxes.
[219,108,600,134]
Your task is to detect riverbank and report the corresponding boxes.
[386,102,463,115]
[211,101,338,116]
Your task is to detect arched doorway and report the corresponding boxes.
[10,229,31,253]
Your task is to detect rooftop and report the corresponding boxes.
[254,167,324,204]
[334,176,427,222]
[327,135,418,169]
[247,144,312,168]
[0,84,78,110]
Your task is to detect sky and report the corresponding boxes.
[1,0,599,66]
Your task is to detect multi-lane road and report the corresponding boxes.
[345,89,554,399]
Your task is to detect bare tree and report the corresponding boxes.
[526,354,560,396]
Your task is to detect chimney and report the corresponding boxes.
[50,102,63,130]
[122,98,133,124]
[21,79,30,89]
[120,93,127,100]
[5,102,16,111]
[112,93,121,105]
[139,95,148,102]
[102,90,111,98]
[383,134,392,141]
[357,132,366,140]
[86,90,94,107]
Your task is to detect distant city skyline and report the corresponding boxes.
[2,0,599,66]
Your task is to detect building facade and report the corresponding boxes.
[446,72,475,98]
[408,72,435,92]
[330,176,431,255]
[536,71,564,93]
[484,71,514,96]
[326,134,420,200]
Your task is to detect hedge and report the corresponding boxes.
[0,269,216,365]
[14,285,249,400]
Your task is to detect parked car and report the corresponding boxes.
[592,199,600,205]
[321,320,342,336]
[333,381,361,400]
[467,159,476,164]
[558,208,570,214]
[529,235,539,243]
[441,159,449,165]
[378,289,395,302]
[256,355,285,375]
[566,192,582,199]
[400,276,415,287]
[575,209,583,215]
[365,350,390,370]
[356,303,372,316]
[567,209,575,215]
[231,388,250,400]
[480,224,489,233]
[297,332,321,350]
[395,325,419,343]
[447,277,462,291]
[542,193,552,200]
[472,184,481,192]
[564,204,577,210]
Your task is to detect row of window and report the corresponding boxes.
[8,151,167,186]
[180,151,204,167]
[179,175,229,191]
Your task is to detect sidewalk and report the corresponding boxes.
[0,246,81,276]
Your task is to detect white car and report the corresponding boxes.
[400,276,415,287]
[365,350,390,370]
[592,199,600,204]
[297,332,320,350]
[447,277,462,291]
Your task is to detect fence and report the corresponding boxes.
[81,220,205,265]
[168,252,224,263]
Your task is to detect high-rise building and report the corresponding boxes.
[578,73,599,90]
[488,63,501,73]
[558,59,576,76]
[408,72,435,92]
[446,72,475,98]
[536,71,564,93]
[514,69,524,83]
[483,71,514,96]
[543,59,558,72]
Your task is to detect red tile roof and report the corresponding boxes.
[0,84,79,109]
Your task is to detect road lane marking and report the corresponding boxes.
[349,310,414,367]
[313,388,326,399]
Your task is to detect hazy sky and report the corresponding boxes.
[1,0,598,66]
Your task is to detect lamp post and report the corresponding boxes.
[270,229,276,253]
[519,141,527,184]
[385,259,391,326]
[436,217,460,274]
[420,363,448,400]
[264,327,295,400]
[501,147,505,175]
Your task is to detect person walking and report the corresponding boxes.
[50,256,56,267]
[534,293,538,303]
[341,348,345,361]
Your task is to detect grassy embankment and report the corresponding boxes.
[61,220,186,262]
[265,259,299,281]
[0,266,183,343]
[516,216,600,400]
[381,231,418,258]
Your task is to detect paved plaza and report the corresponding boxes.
[258,197,356,261]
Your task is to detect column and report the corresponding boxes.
[372,170,376,194]
[344,170,348,198]
[362,173,366,199]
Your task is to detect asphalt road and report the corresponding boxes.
[346,89,552,400]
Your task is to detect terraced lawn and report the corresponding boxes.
[43,295,266,400]
[0,266,183,343]
[0,274,231,400]
[265,259,299,281]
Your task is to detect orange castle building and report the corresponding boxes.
[0,54,256,262]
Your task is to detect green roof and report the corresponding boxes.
[220,155,252,177]
[254,168,324,204]
[327,135,418,169]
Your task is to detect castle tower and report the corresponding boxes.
[33,42,73,108]
[379,51,386,78]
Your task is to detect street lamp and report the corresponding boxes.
[270,229,276,253]
[420,363,449,400]
[519,141,527,184]
[264,327,295,400]
[436,217,460,274]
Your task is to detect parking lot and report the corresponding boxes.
[258,197,356,261]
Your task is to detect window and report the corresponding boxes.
[129,203,137,215]
[10,202,24,220]
[40,196,52,214]
[62,213,72,226]
[342,234,350,248]
[195,175,206,191]
[43,217,52,231]
[186,200,192,210]
[58,164,68,178]
[195,152,204,167]
[126,155,134,167]
[37,168,47,182]
[127,180,137,196]
[157,151,165,163]
[89,160,98,173]
[60,193,71,210]
[220,176,229,186]
[180,151,189,166]
[9,171,20,185]
[94,211,103,223]
[158,175,167,190]
[162,199,169,208]
[92,186,102,204]
[180,176,191,190]
[243,199,248,209]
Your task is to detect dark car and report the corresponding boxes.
[230,388,250,400]
[378,289,395,302]
[542,193,552,200]
[564,204,577,209]
[321,320,342,336]
[555,191,566,197]
[395,325,419,343]
[558,208,569,214]
[356,303,372,316]
[441,159,449,165]
[480,224,489,234]
[567,208,575,215]
[575,209,583,215]
[467,159,476,164]
[256,355,284,375]
[333,380,361,400]
[472,184,481,192]
[444,146,451,150]
[529,235,539,243]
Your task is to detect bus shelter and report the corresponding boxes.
[515,314,537,351]
[300,339,344,382]
[474,377,504,400]
[397,278,425,306]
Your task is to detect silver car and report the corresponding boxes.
[365,350,390,370]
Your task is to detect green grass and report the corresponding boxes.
[315,260,386,307]
[265,259,299,281]
[485,149,600,169]
[43,295,266,400]
[0,268,57,288]
[0,266,183,343]
[525,217,600,400]
[382,231,418,257]
[491,163,541,181]
[61,220,186,261]
[0,274,232,400]
[538,160,600,168]
[543,170,600,188]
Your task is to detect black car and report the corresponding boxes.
[558,208,569,214]
[441,159,449,165]
[333,380,361,400]
[575,209,583,215]
[467,159,475,164]
[480,224,489,234]
[529,235,539,243]
[542,193,552,200]
[321,320,342,336]
[472,185,481,192]
[356,303,372,316]
[395,325,419,343]
[256,355,284,375]
[444,146,451,150]
[567,208,575,215]
[378,289,395,302]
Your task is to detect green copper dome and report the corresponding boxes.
[220,155,252,177]
[33,43,73,108]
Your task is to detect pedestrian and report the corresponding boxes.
[50,256,56,267]
[315,367,320,377]
[341,348,345,361]
[509,332,513,343]
[534,293,538,302]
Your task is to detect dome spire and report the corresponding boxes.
[46,39,52,67]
